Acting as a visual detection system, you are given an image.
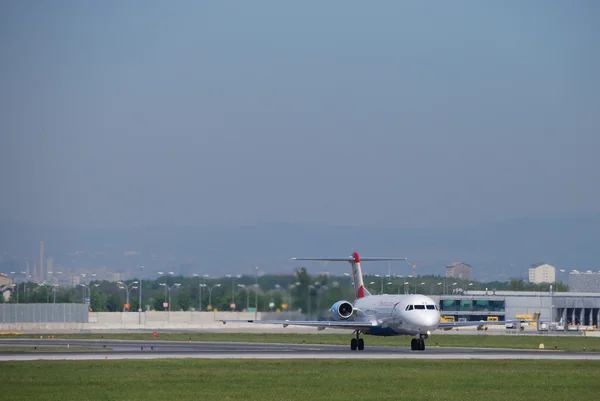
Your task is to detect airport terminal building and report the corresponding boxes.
[431,289,600,329]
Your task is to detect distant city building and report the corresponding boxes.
[112,272,124,282]
[528,263,556,284]
[569,271,600,293]
[71,275,81,287]
[445,262,473,280]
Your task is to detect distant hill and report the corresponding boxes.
[1,213,599,281]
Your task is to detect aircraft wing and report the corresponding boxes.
[438,319,540,328]
[220,319,377,331]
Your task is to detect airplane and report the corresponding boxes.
[222,251,520,351]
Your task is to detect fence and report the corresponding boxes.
[0,303,89,323]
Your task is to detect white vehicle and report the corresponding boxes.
[222,251,515,351]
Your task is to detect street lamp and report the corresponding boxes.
[139,265,144,314]
[226,274,241,310]
[10,284,18,303]
[237,284,250,311]
[38,284,50,303]
[51,284,59,303]
[374,274,391,294]
[192,273,210,311]
[159,283,181,312]
[314,284,328,317]
[254,266,262,319]
[117,281,139,311]
[202,284,221,310]
[307,284,315,318]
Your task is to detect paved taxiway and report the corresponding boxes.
[1,339,599,361]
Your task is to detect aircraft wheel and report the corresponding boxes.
[350,338,357,351]
[410,338,417,350]
[419,339,425,351]
[358,338,364,351]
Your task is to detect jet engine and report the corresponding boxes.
[328,300,354,320]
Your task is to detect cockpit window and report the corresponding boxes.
[405,305,413,311]
[414,305,425,310]
[426,305,435,310]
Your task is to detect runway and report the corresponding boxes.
[1,338,599,361]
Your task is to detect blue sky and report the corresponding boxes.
[1,1,598,229]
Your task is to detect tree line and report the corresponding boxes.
[2,268,568,316]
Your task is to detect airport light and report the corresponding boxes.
[51,284,59,303]
[159,283,181,312]
[158,272,174,302]
[193,273,208,311]
[78,283,90,303]
[139,265,144,316]
[202,284,221,310]
[307,284,316,317]
[10,284,18,303]
[237,284,250,311]
[226,274,242,310]
[38,283,50,303]
[314,284,328,316]
[374,274,391,294]
[117,281,139,310]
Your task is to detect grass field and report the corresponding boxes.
[0,359,599,401]
[2,332,600,352]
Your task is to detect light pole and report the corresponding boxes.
[237,284,250,311]
[79,283,87,302]
[159,283,181,312]
[52,284,59,303]
[139,265,144,325]
[314,284,328,318]
[117,281,138,311]
[374,274,391,294]
[254,266,260,319]
[307,284,315,318]
[288,283,299,318]
[10,284,18,303]
[193,273,204,311]
[38,284,50,303]
[203,284,221,310]
[226,274,241,310]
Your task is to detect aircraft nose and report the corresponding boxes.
[427,312,441,328]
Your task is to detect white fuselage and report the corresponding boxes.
[352,294,440,336]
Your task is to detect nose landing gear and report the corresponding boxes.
[350,331,364,351]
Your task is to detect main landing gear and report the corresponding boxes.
[411,336,425,351]
[350,331,364,351]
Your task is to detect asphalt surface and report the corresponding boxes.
[1,338,600,360]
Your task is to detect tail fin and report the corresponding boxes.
[290,252,407,300]
[351,252,370,299]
